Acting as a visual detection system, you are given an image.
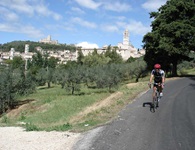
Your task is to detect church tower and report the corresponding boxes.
[123,29,130,46]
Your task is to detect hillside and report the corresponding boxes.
[0,41,76,52]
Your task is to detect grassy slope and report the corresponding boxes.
[0,68,194,132]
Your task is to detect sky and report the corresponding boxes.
[0,0,167,49]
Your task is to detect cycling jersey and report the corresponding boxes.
[151,69,165,83]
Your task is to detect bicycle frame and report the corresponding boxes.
[152,83,161,111]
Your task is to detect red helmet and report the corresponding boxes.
[154,64,161,69]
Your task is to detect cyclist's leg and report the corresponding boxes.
[159,82,163,97]
[152,85,157,106]
[153,85,157,98]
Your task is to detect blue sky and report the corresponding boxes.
[0,0,167,49]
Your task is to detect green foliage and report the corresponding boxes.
[82,52,110,67]
[126,56,136,63]
[15,70,36,95]
[1,114,10,124]
[0,41,76,52]
[94,64,121,91]
[62,60,78,69]
[143,0,195,76]
[50,123,72,131]
[5,56,25,69]
[25,122,40,131]
[105,47,123,64]
[47,56,59,68]
[129,58,147,82]
[77,48,84,65]
[0,67,36,114]
[19,112,27,121]
[0,68,16,113]
[178,51,195,71]
[29,51,45,69]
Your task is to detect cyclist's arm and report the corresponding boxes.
[162,71,165,84]
[149,74,154,83]
[162,76,165,84]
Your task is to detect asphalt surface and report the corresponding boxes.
[74,77,195,150]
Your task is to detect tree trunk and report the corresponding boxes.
[72,87,74,95]
[172,61,178,77]
[47,82,51,88]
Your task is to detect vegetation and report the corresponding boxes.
[0,41,76,52]
[0,0,195,132]
[143,0,195,76]
[0,77,150,132]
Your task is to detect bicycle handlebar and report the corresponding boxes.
[148,82,165,89]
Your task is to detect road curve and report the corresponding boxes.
[73,77,195,150]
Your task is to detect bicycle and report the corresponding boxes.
[149,83,162,112]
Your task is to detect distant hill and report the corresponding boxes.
[0,41,76,53]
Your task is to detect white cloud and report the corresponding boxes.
[74,0,102,10]
[35,4,62,20]
[101,25,119,32]
[0,23,44,38]
[0,0,34,15]
[71,7,85,14]
[21,25,44,38]
[76,41,99,48]
[117,20,151,36]
[71,17,97,28]
[103,1,131,12]
[127,21,151,35]
[142,0,167,12]
[0,7,19,22]
[0,0,62,20]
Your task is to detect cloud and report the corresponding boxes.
[142,0,167,12]
[74,0,102,10]
[76,41,99,48]
[116,20,151,36]
[74,0,131,12]
[0,7,19,22]
[103,1,132,12]
[101,25,119,32]
[0,0,34,15]
[0,0,62,20]
[71,17,97,28]
[0,23,44,38]
[71,7,85,14]
[35,4,62,20]
[21,25,44,38]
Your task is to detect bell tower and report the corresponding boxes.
[123,29,129,46]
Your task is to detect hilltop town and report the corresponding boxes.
[0,30,145,64]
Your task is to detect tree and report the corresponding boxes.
[82,52,110,67]
[0,67,36,114]
[47,56,59,68]
[143,0,195,76]
[94,64,121,92]
[104,45,123,64]
[77,48,84,65]
[65,67,82,95]
[126,56,136,63]
[29,51,45,69]
[129,58,147,82]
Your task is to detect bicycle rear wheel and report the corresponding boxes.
[151,97,157,112]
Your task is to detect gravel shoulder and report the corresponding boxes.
[0,127,81,150]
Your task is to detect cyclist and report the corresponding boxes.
[148,64,165,101]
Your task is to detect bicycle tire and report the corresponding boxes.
[152,97,157,112]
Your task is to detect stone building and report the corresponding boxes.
[39,35,58,45]
[78,29,145,60]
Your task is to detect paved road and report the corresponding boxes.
[74,77,195,150]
